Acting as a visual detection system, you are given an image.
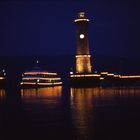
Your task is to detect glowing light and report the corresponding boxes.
[121,75,140,79]
[101,72,108,75]
[70,74,101,77]
[21,82,62,86]
[0,77,5,80]
[107,73,114,76]
[38,82,62,85]
[24,72,57,75]
[70,71,73,74]
[80,34,84,39]
[76,55,91,58]
[76,56,92,73]
[22,77,61,80]
[37,79,40,82]
[114,75,120,77]
[70,74,140,79]
[74,19,89,22]
[21,82,36,85]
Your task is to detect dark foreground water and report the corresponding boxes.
[0,86,140,140]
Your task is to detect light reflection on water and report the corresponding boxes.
[70,87,140,140]
[21,86,62,105]
[1,86,140,140]
[0,89,6,135]
[20,86,63,129]
[0,89,6,102]
[70,88,97,139]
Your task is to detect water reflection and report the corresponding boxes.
[1,86,140,140]
[70,87,100,139]
[21,86,62,105]
[0,89,6,103]
[70,87,140,140]
[0,89,6,135]
[20,86,63,123]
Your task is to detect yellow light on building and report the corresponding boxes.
[121,75,140,79]
[76,55,91,58]
[101,72,108,75]
[74,19,89,22]
[107,73,114,76]
[76,56,92,74]
[75,12,92,74]
[70,74,101,77]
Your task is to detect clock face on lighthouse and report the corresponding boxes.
[80,34,85,39]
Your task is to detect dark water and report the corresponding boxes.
[0,86,140,140]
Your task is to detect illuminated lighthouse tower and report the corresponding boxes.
[75,12,92,74]
[71,12,140,87]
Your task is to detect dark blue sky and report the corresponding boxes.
[0,0,140,58]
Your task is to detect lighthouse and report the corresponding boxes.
[74,12,92,74]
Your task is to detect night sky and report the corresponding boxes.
[0,0,140,59]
